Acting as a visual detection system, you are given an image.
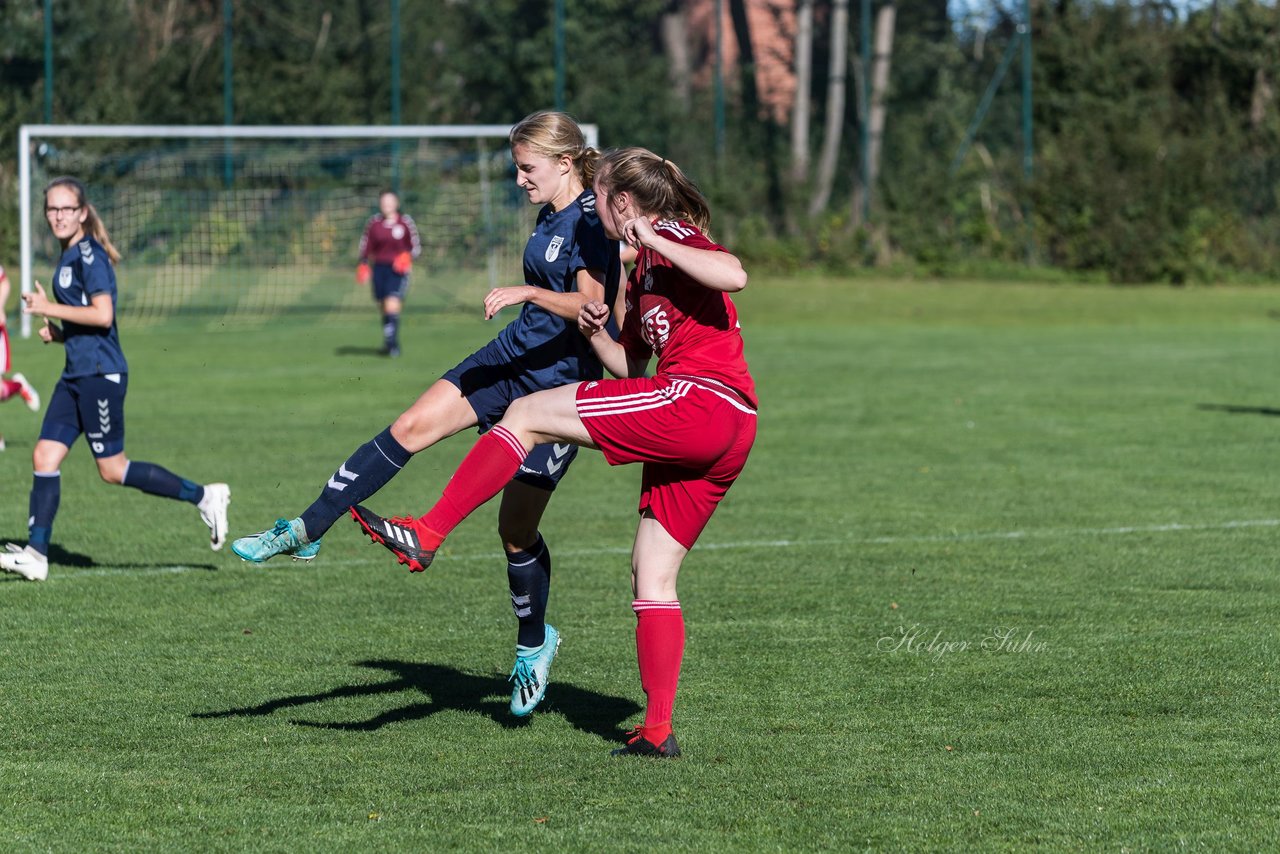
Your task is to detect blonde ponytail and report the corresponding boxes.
[84,203,122,265]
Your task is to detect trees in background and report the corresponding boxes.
[1,0,1278,282]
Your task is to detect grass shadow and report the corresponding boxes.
[0,539,218,574]
[333,345,389,358]
[193,659,641,741]
[1197,403,1280,417]
[0,541,99,568]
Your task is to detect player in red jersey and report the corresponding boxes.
[351,147,757,759]
[0,263,43,451]
[357,190,421,357]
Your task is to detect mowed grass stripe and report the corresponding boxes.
[0,278,1277,850]
[9,515,1279,583]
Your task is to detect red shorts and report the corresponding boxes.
[0,325,9,374]
[576,374,757,549]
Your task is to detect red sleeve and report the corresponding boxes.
[653,220,722,253]
[617,277,651,362]
[642,222,726,297]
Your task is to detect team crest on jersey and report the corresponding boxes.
[59,267,72,288]
[79,240,95,265]
[392,224,405,240]
[545,235,564,263]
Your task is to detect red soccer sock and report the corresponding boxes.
[634,599,685,742]
[0,380,19,402]
[416,425,528,547]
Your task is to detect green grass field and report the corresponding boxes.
[1,278,1277,851]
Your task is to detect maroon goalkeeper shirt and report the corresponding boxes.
[358,214,422,265]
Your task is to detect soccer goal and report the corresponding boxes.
[16,123,599,337]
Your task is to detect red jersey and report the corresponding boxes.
[619,220,757,408]
[358,214,421,265]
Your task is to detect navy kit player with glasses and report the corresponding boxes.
[1,177,230,582]
[233,111,622,718]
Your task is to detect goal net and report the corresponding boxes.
[17,124,598,336]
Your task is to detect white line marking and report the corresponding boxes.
[8,518,1277,583]
[46,565,210,580]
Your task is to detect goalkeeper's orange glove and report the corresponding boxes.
[392,251,413,275]
[356,262,371,285]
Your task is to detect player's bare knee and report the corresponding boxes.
[390,411,431,451]
[32,445,63,473]
[501,396,536,436]
[96,458,127,484]
[499,525,538,553]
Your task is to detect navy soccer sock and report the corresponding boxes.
[508,535,552,649]
[123,461,205,504]
[299,426,413,541]
[383,313,401,351]
[28,471,61,557]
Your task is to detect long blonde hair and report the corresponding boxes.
[44,176,122,264]
[595,148,711,234]
[509,111,600,185]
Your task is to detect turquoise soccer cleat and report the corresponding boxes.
[230,518,321,563]
[508,624,560,717]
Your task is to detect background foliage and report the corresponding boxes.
[2,0,1279,282]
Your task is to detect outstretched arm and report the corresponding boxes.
[623,218,747,293]
[484,267,605,321]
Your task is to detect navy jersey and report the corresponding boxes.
[53,236,128,378]
[492,189,619,386]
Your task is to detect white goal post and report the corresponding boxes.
[17,123,599,337]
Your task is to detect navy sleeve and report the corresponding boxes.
[569,213,611,278]
[81,257,114,297]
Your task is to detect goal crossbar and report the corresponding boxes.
[17,123,598,336]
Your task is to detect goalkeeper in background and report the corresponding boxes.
[0,263,43,451]
[356,190,421,357]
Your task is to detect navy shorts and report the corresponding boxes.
[442,339,581,491]
[40,373,129,458]
[372,263,409,302]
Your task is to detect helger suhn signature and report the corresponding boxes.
[876,624,1048,660]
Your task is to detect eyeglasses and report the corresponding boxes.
[45,205,82,218]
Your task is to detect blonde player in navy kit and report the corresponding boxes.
[0,178,230,582]
[357,190,421,357]
[234,112,621,716]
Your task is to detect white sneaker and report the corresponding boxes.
[198,483,231,551]
[1,544,49,581]
[0,435,6,451]
[11,373,40,412]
